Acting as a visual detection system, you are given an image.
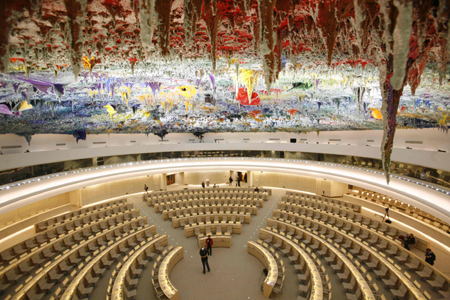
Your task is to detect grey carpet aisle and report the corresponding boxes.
[128,186,301,300]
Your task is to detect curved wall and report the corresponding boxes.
[0,129,450,172]
[1,158,449,224]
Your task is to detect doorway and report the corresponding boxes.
[166,174,175,185]
[237,172,247,183]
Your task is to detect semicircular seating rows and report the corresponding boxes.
[0,198,182,300]
[254,190,450,300]
[147,187,270,245]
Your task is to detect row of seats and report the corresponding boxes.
[274,208,420,273]
[255,240,286,296]
[151,246,183,300]
[277,200,407,240]
[185,223,242,238]
[266,219,376,300]
[60,227,162,300]
[173,213,251,228]
[347,189,450,233]
[153,198,263,213]
[35,199,128,232]
[8,215,148,300]
[149,187,271,199]
[147,191,268,205]
[283,192,361,212]
[104,243,171,300]
[109,236,171,300]
[271,209,450,299]
[259,229,327,300]
[0,209,140,282]
[161,204,258,220]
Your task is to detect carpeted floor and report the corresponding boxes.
[87,183,449,300]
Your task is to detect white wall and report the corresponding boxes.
[184,171,229,185]
[315,179,348,197]
[253,171,317,193]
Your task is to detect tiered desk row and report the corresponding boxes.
[109,236,179,300]
[283,192,361,213]
[155,246,184,300]
[276,198,408,241]
[0,198,181,300]
[174,213,251,229]
[147,188,269,211]
[184,223,242,238]
[346,189,450,233]
[266,219,376,300]
[34,199,128,232]
[247,241,280,297]
[162,203,258,220]
[270,193,450,300]
[258,229,324,300]
[149,188,270,246]
[61,228,162,300]
[1,201,133,267]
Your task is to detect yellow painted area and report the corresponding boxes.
[177,86,197,100]
[103,104,116,119]
[185,101,193,114]
[371,108,382,120]
[18,101,33,111]
[239,69,258,102]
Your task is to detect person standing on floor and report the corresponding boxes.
[199,246,211,274]
[425,248,436,265]
[229,176,233,186]
[236,176,241,187]
[144,184,149,193]
[201,181,205,189]
[206,235,213,255]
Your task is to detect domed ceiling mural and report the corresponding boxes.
[0,0,449,180]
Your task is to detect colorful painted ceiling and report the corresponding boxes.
[1,0,450,180]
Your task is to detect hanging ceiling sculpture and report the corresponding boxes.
[0,0,450,182]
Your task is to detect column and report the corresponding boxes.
[160,173,167,191]
[69,189,82,208]
[248,171,254,187]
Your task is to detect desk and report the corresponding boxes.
[260,229,323,300]
[173,213,251,228]
[247,241,278,298]
[110,235,167,300]
[184,223,242,238]
[11,218,147,300]
[198,236,231,248]
[158,246,184,300]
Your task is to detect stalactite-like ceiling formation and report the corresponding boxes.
[1,0,450,182]
[1,0,448,79]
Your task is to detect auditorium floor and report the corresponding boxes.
[127,183,304,300]
[124,183,448,300]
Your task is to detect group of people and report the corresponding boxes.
[401,233,436,265]
[199,235,213,274]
